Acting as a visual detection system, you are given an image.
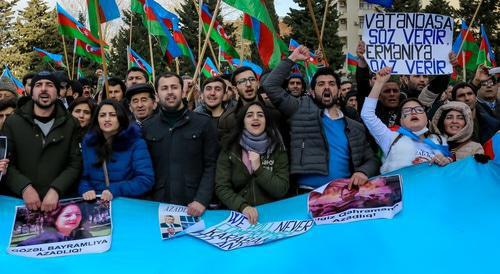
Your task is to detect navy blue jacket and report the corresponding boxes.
[78,125,154,197]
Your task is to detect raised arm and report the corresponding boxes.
[360,67,399,155]
[263,46,311,117]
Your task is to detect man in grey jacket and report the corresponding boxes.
[263,46,379,191]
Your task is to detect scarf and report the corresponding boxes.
[239,129,274,156]
[397,126,451,157]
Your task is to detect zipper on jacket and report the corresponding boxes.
[300,140,305,165]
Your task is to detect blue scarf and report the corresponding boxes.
[397,127,451,157]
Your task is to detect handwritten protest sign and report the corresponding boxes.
[189,211,314,251]
[362,13,454,75]
[158,204,205,240]
[8,198,112,258]
[308,175,403,225]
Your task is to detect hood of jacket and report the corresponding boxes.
[431,101,473,143]
[83,124,143,151]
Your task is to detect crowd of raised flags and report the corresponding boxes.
[4,0,493,87]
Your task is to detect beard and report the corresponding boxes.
[34,97,56,109]
[314,88,338,108]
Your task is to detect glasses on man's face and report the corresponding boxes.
[401,106,425,116]
[235,77,257,86]
[480,79,495,87]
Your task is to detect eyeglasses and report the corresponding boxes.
[480,79,495,87]
[401,106,425,115]
[235,77,257,86]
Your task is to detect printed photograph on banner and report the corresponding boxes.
[308,175,403,225]
[8,197,112,258]
[158,204,205,240]
[189,211,314,251]
[362,13,454,75]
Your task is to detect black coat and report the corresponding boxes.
[142,108,218,207]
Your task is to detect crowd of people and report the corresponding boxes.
[0,41,498,224]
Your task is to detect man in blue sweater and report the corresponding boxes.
[263,46,379,192]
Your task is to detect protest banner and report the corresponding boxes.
[8,197,112,258]
[158,204,205,239]
[189,211,314,251]
[308,175,403,225]
[362,13,454,75]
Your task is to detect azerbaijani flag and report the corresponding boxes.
[202,57,220,78]
[232,58,263,77]
[1,66,24,95]
[87,0,121,38]
[452,21,479,71]
[144,0,182,62]
[57,3,101,47]
[201,3,239,59]
[287,39,318,80]
[131,0,145,14]
[146,0,196,66]
[33,47,66,68]
[289,38,300,52]
[227,0,287,68]
[76,58,85,80]
[476,24,496,67]
[347,53,359,74]
[128,47,153,76]
[364,0,393,8]
[75,39,102,63]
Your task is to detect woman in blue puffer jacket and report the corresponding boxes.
[78,99,154,201]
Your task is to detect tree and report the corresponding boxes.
[177,0,237,76]
[423,0,456,18]
[283,0,344,70]
[0,0,22,76]
[457,0,499,66]
[386,0,421,12]
[12,0,68,75]
[0,0,18,48]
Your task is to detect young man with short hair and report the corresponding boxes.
[126,67,148,88]
[143,73,218,217]
[3,71,82,211]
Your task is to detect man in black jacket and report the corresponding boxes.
[3,71,82,211]
[263,46,379,192]
[143,72,218,217]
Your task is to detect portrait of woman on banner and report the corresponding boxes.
[17,202,92,246]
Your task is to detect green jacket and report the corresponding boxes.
[215,144,289,212]
[3,98,82,198]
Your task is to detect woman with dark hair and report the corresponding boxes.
[431,101,484,160]
[361,67,453,174]
[17,203,92,246]
[78,99,154,201]
[215,101,289,224]
[69,97,97,142]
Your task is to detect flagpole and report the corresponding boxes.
[192,0,221,72]
[71,38,77,80]
[306,0,328,64]
[458,0,483,53]
[320,0,331,43]
[198,0,203,67]
[188,0,221,102]
[61,35,71,79]
[148,33,156,84]
[175,57,180,75]
[129,11,134,54]
[239,16,245,64]
[93,0,110,98]
[462,51,466,82]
